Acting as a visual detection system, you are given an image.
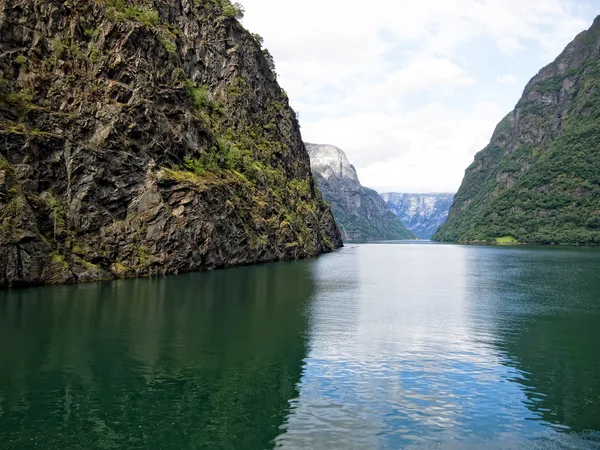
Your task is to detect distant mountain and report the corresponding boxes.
[306,143,415,241]
[381,193,454,239]
[435,16,600,245]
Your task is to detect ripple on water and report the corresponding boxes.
[276,244,600,449]
[1,243,600,449]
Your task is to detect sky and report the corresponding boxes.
[239,0,598,193]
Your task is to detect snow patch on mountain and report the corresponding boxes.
[381,193,454,239]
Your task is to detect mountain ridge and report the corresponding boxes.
[381,193,454,239]
[306,143,415,242]
[435,15,600,245]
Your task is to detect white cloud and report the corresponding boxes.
[382,58,477,98]
[497,75,519,85]
[239,0,597,192]
[303,102,504,193]
[288,57,476,118]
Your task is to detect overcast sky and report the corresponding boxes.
[240,0,598,193]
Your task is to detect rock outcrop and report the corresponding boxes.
[0,0,342,288]
[306,143,415,241]
[435,16,600,244]
[381,193,454,239]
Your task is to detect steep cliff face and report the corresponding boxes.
[381,193,454,239]
[306,143,414,241]
[0,0,342,288]
[435,16,600,244]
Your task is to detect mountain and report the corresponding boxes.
[435,16,600,245]
[306,143,415,241]
[381,193,454,239]
[0,0,342,288]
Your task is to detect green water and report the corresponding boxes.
[1,243,600,449]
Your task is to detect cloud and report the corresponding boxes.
[303,102,504,193]
[239,0,596,192]
[382,58,477,98]
[497,74,519,84]
[242,0,592,61]
[289,57,476,118]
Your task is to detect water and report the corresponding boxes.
[1,243,600,449]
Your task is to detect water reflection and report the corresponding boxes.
[277,244,600,449]
[2,244,600,449]
[278,244,480,448]
[465,246,600,434]
[0,262,314,449]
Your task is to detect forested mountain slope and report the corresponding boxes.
[435,16,600,244]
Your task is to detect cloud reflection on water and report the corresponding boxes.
[277,243,600,449]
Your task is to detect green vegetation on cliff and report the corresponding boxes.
[434,16,600,245]
[0,0,342,287]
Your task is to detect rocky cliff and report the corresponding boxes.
[0,0,342,288]
[435,16,600,244]
[306,143,414,241]
[381,193,454,239]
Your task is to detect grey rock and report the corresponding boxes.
[0,0,342,288]
[381,193,454,239]
[306,143,415,242]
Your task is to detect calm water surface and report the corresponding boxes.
[1,243,600,449]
